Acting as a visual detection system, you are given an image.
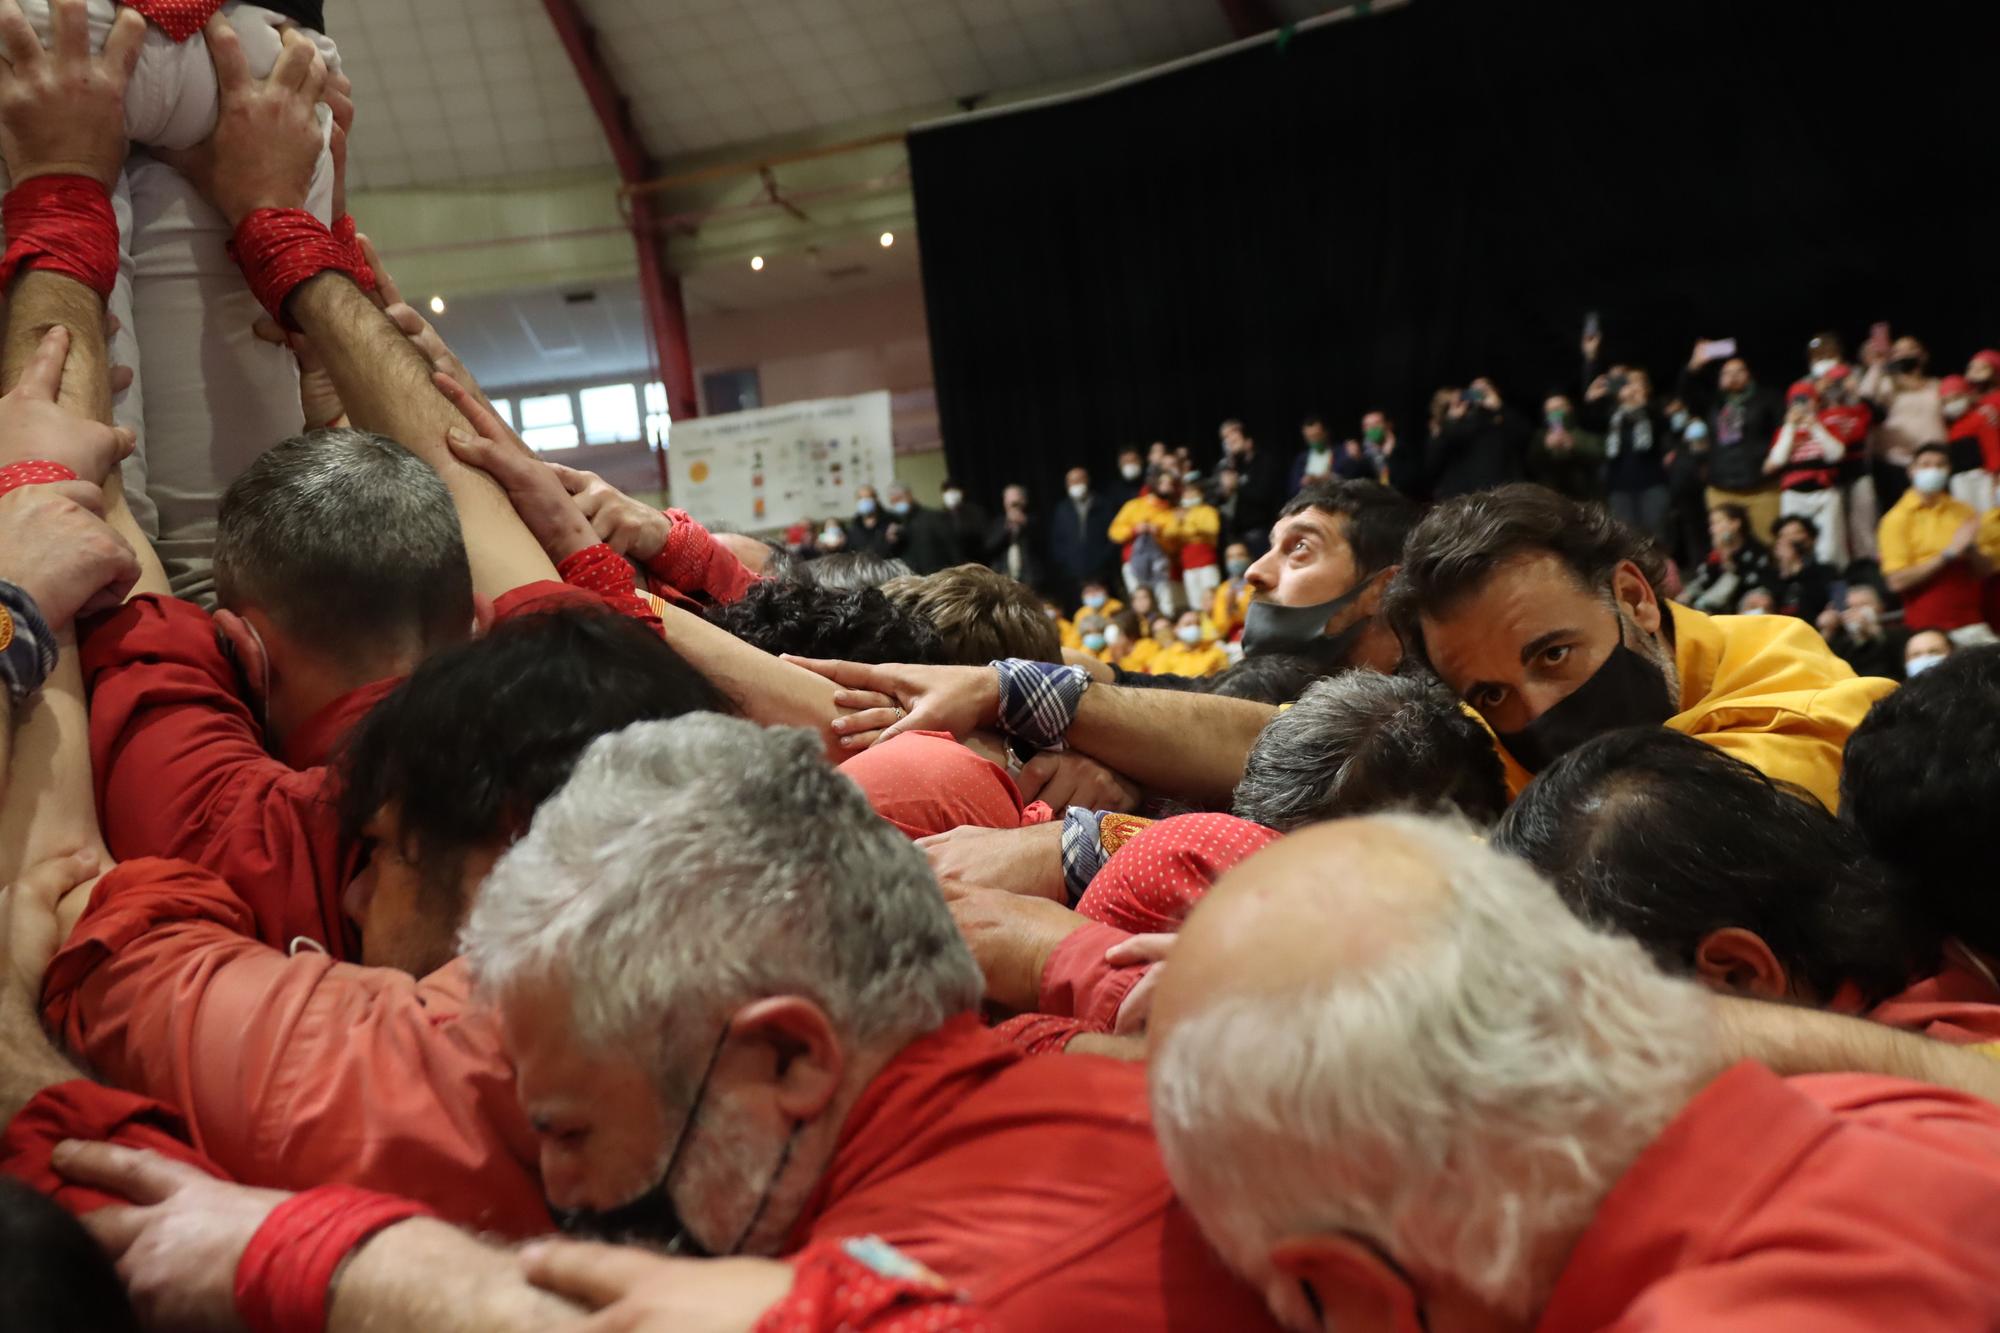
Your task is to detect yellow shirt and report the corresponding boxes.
[1117,639,1162,673]
[1980,506,2000,563]
[1055,617,1080,651]
[1662,602,1895,812]
[1149,641,1231,677]
[1165,503,1221,550]
[1072,596,1124,624]
[1209,580,1253,639]
[1877,488,1977,573]
[1108,495,1181,554]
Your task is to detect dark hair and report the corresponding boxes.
[1913,441,1952,465]
[1232,670,1507,831]
[708,581,944,665]
[759,542,805,583]
[1843,646,2000,953]
[805,551,913,591]
[1301,415,1326,430]
[1204,652,1326,706]
[1774,513,1818,542]
[1278,479,1420,578]
[338,607,733,898]
[0,1178,140,1332]
[1385,484,1667,669]
[215,429,473,671]
[1497,727,1937,1006]
[1711,502,1750,526]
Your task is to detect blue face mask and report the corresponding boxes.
[856,497,878,517]
[1176,624,1202,645]
[1082,632,1107,652]
[1083,592,1107,609]
[888,501,911,517]
[1225,557,1252,578]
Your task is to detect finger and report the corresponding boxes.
[78,1203,149,1257]
[779,655,896,693]
[547,463,597,497]
[49,0,85,64]
[1104,932,1177,967]
[356,234,403,308]
[102,5,145,82]
[44,479,105,515]
[519,1238,668,1311]
[1014,752,1058,803]
[829,706,900,737]
[16,325,71,402]
[251,315,288,347]
[13,850,102,905]
[204,15,251,94]
[271,26,317,90]
[326,71,355,133]
[433,370,513,449]
[0,0,44,70]
[109,365,134,396]
[300,50,329,106]
[51,1141,207,1206]
[914,832,951,850]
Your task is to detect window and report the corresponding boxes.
[491,399,515,428]
[579,383,640,444]
[517,393,579,452]
[644,381,671,445]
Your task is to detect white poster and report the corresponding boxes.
[667,391,894,534]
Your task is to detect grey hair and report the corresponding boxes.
[1151,814,1715,1321]
[462,714,983,1064]
[214,428,471,664]
[1231,673,1509,832]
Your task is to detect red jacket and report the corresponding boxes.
[789,1015,1278,1331]
[1534,1062,2000,1331]
[1867,959,2000,1047]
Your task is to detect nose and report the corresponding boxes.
[1245,549,1280,592]
[540,1149,584,1210]
[341,866,376,928]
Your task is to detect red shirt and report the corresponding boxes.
[1867,959,2000,1046]
[1076,812,1281,934]
[790,1015,1279,1331]
[1535,1062,2000,1332]
[0,1081,225,1214]
[836,732,1028,840]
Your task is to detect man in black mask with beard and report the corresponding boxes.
[1384,484,1893,810]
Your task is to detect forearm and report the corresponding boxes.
[287,273,556,597]
[0,981,82,1125]
[1885,555,1946,593]
[660,602,843,758]
[1069,687,1273,807]
[3,271,105,417]
[1714,994,2000,1102]
[331,1219,580,1333]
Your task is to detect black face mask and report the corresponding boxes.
[554,1026,799,1258]
[1240,570,1384,658]
[1888,356,1922,375]
[1492,602,1676,774]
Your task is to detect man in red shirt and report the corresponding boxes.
[1150,816,2000,1332]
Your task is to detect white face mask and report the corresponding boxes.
[1068,483,1089,501]
[1739,606,1768,616]
[1912,466,1951,496]
[1121,463,1143,481]
[1180,494,1200,509]
[1810,357,1839,378]
[1176,624,1202,645]
[1944,398,1971,422]
[942,489,964,510]
[1907,653,1947,678]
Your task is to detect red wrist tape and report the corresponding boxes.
[233,1185,435,1333]
[228,210,377,330]
[0,175,119,299]
[0,460,79,500]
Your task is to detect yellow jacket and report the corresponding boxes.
[1117,638,1162,673]
[1209,580,1253,640]
[1165,503,1221,551]
[1055,616,1080,651]
[1108,495,1181,553]
[1073,596,1124,623]
[1149,640,1231,677]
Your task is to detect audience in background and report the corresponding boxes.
[1904,628,1954,679]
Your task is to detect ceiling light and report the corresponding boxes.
[879,231,895,248]
[750,255,765,271]
[428,295,446,315]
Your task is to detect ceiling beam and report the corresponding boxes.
[540,0,698,421]
[1215,0,1284,39]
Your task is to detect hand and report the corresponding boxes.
[785,658,1001,749]
[155,21,328,226]
[1947,520,1977,561]
[0,0,143,187]
[384,301,492,413]
[1446,396,1469,420]
[550,463,672,562]
[356,232,405,311]
[1689,337,1716,370]
[917,821,1064,902]
[0,481,138,629]
[1014,751,1141,813]
[325,69,353,221]
[437,374,598,563]
[521,1239,792,1333]
[1861,338,1889,369]
[1585,375,1610,402]
[4,849,103,1004]
[1106,932,1176,1037]
[252,317,344,427]
[60,1140,287,1331]
[938,880,1087,1013]
[0,326,134,480]
[1582,329,1602,362]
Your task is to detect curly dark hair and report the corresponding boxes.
[707,580,946,665]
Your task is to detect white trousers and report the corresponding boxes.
[1,2,340,604]
[1777,487,1849,569]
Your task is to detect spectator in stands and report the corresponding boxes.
[1820,584,1906,680]
[1738,586,1776,614]
[1878,442,1997,645]
[1767,514,1835,623]
[1220,419,1286,553]
[1681,348,1785,540]
[1358,410,1396,483]
[883,564,1062,665]
[1074,575,1121,622]
[1048,466,1117,606]
[1496,729,1940,1017]
[1232,672,1509,832]
[983,483,1043,588]
[1526,391,1604,500]
[1904,628,1954,679]
[1939,375,1999,513]
[1681,502,1773,614]
[1173,476,1223,614]
[1109,446,1146,508]
[846,484,896,559]
[1149,610,1229,678]
[1290,416,1337,492]
[707,581,946,666]
[938,476,988,565]
[887,481,959,575]
[1764,380,1852,566]
[803,550,911,591]
[1074,608,1112,662]
[1209,540,1254,642]
[1210,461,1244,546]
[1427,377,1528,499]
[1387,485,1892,809]
[1583,367,1672,544]
[1861,333,1946,511]
[1151,816,2000,1333]
[1110,467,1183,614]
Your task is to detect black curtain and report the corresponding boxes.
[909,0,1996,510]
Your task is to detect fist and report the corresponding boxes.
[550,464,671,562]
[0,481,138,629]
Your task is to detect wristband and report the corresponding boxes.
[0,579,58,704]
[0,459,79,501]
[0,175,119,298]
[754,1236,980,1333]
[228,210,377,330]
[1060,805,1110,907]
[993,658,1089,752]
[234,1185,435,1333]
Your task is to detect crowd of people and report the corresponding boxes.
[8,4,2000,1331]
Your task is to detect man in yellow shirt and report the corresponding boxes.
[1072,577,1123,627]
[1385,485,1895,810]
[1208,541,1254,641]
[1149,610,1231,677]
[1108,470,1183,611]
[1876,443,1996,644]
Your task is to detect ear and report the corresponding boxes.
[1694,927,1791,1000]
[725,996,845,1122]
[1613,559,1662,635]
[472,593,497,636]
[1270,1234,1426,1333]
[212,608,271,708]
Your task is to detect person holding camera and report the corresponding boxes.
[1678,341,1784,542]
[1580,367,1673,544]
[1424,376,1527,499]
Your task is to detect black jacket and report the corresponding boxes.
[1677,367,1783,492]
[1049,493,1118,583]
[985,515,1046,589]
[1427,406,1529,498]
[897,504,961,574]
[1230,446,1289,537]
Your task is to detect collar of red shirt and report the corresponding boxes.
[280,675,402,770]
[786,1013,1015,1250]
[1533,1061,1830,1333]
[1866,956,2000,1046]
